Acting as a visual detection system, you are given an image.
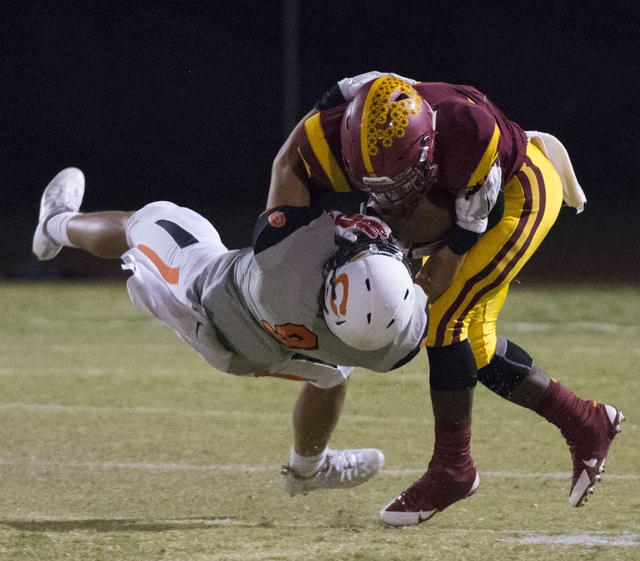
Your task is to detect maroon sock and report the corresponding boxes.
[432,419,472,465]
[423,420,475,509]
[535,379,593,441]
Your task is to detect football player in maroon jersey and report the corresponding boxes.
[268,72,624,525]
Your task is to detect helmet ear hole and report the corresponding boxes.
[322,238,415,351]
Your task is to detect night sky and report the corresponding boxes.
[2,0,638,279]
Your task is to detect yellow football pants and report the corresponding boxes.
[426,142,564,368]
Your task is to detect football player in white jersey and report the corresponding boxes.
[33,167,429,498]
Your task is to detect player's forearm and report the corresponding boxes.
[267,109,318,208]
[268,147,311,208]
[415,246,466,304]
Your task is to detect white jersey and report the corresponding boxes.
[124,202,428,387]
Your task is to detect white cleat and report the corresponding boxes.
[33,167,85,260]
[282,447,384,497]
[568,404,624,507]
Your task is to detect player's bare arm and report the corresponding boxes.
[267,109,318,208]
[415,245,466,304]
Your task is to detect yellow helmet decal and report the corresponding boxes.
[360,76,423,175]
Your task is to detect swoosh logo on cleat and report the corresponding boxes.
[418,509,438,522]
[570,471,592,506]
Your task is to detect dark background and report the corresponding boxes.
[2,0,639,282]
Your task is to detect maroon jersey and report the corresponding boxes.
[297,82,528,197]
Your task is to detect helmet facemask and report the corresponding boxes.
[341,76,438,214]
[352,142,438,213]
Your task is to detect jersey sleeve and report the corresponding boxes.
[435,99,501,194]
[386,283,429,371]
[295,106,353,194]
[252,206,324,255]
[435,99,503,254]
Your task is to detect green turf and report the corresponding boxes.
[0,280,638,560]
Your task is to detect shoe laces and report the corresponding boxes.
[397,457,475,510]
[565,404,618,460]
[396,474,432,509]
[322,451,359,482]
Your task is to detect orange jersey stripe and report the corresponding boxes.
[254,371,318,383]
[138,244,179,284]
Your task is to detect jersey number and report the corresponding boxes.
[262,321,318,350]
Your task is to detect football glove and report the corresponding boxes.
[330,211,391,243]
[338,71,417,102]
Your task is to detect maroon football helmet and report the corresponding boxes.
[341,76,437,212]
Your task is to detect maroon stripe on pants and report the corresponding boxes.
[433,156,546,346]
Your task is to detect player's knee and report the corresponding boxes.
[427,340,478,391]
[477,337,533,398]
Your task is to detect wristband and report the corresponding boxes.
[314,84,346,111]
[444,223,481,255]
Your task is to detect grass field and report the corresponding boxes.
[0,280,638,560]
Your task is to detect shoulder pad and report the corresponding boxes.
[253,206,324,254]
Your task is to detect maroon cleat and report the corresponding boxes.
[567,403,624,507]
[380,457,479,526]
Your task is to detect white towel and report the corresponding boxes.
[526,131,587,213]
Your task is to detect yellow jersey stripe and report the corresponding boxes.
[468,123,500,187]
[304,114,351,192]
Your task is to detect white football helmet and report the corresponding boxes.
[322,235,416,351]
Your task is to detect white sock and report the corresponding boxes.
[45,212,79,247]
[289,446,329,477]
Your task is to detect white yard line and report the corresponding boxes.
[501,531,640,546]
[21,316,640,331]
[0,459,269,472]
[0,402,416,424]
[0,401,636,429]
[0,458,636,481]
[382,469,638,480]
[0,402,291,420]
[502,322,639,333]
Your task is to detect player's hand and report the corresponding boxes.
[338,71,417,101]
[330,211,391,242]
[455,164,502,234]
